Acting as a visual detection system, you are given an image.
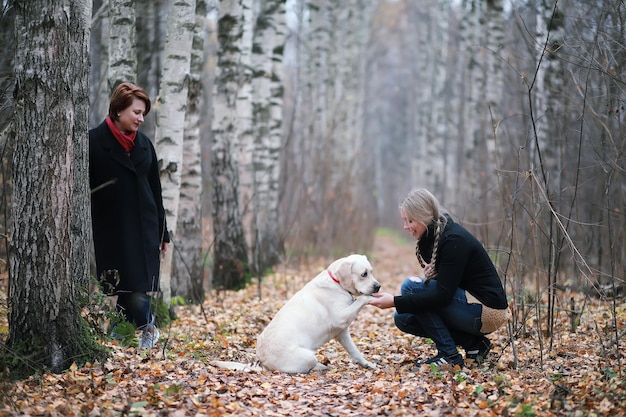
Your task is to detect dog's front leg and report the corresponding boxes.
[333,296,376,369]
[336,328,376,369]
[335,295,370,328]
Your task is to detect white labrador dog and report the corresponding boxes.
[211,254,381,373]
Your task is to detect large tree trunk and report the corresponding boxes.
[7,0,106,376]
[156,0,196,304]
[172,0,207,304]
[210,0,251,290]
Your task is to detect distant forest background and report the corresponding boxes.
[0,0,624,305]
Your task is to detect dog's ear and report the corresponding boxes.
[335,259,354,281]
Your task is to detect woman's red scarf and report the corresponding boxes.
[105,116,136,153]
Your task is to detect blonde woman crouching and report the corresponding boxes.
[369,188,510,368]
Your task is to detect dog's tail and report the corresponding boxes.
[210,360,264,372]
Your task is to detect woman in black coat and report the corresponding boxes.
[89,82,169,348]
[369,188,510,368]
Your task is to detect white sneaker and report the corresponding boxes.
[138,325,160,348]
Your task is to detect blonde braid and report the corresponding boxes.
[424,214,447,283]
[415,241,426,270]
[400,188,447,283]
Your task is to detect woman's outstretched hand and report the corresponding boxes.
[368,292,395,309]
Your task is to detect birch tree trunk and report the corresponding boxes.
[476,0,504,239]
[458,0,481,212]
[279,0,306,234]
[595,0,626,285]
[484,0,504,158]
[536,0,565,193]
[420,0,449,198]
[235,0,255,264]
[470,0,487,218]
[403,0,448,198]
[534,0,567,338]
[156,0,196,304]
[249,0,286,274]
[8,0,106,376]
[136,0,166,138]
[201,1,218,288]
[89,0,110,128]
[433,0,451,200]
[108,0,137,90]
[307,0,330,244]
[412,1,431,186]
[211,0,250,290]
[172,0,207,304]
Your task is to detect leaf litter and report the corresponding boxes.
[1,235,625,416]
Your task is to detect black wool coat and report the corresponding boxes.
[89,121,170,294]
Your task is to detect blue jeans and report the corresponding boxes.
[394,277,484,356]
[116,292,153,329]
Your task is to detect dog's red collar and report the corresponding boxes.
[327,269,340,284]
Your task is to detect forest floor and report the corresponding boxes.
[1,233,626,416]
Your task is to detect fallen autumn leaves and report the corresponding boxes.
[1,235,625,416]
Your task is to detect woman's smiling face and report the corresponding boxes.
[401,208,426,240]
[115,98,146,133]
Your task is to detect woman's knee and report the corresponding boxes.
[394,312,428,337]
[400,277,426,295]
[394,312,413,333]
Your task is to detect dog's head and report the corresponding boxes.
[329,254,381,296]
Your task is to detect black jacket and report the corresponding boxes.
[394,217,507,314]
[89,121,169,294]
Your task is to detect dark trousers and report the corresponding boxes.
[116,292,153,329]
[393,277,484,356]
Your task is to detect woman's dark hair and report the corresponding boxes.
[108,82,151,121]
